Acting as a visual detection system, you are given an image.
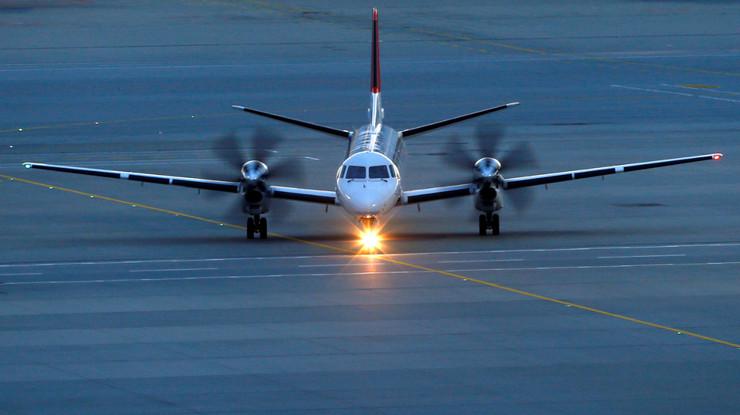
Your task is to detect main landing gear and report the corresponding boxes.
[479,213,500,236]
[246,216,267,239]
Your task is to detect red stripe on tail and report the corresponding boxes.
[371,8,381,93]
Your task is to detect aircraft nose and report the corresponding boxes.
[340,181,398,215]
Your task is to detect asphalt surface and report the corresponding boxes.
[1,1,739,414]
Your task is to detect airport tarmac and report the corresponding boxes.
[0,1,738,414]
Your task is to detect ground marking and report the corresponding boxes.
[437,258,524,264]
[128,267,219,273]
[298,263,389,268]
[449,261,740,273]
[0,272,43,277]
[0,112,235,135]
[5,261,739,286]
[597,254,686,259]
[611,84,740,103]
[2,243,736,269]
[2,270,417,286]
[2,172,738,349]
[662,83,740,96]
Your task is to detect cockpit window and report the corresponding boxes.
[369,165,390,179]
[346,165,366,179]
[339,165,347,179]
[388,165,396,178]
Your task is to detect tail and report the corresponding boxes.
[371,8,381,94]
[369,8,383,126]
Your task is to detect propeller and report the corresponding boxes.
[206,128,305,182]
[202,127,305,219]
[441,122,538,213]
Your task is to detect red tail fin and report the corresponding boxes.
[371,8,381,93]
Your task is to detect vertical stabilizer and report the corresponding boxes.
[371,8,381,94]
[369,8,383,126]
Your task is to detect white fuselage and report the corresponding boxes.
[335,93,403,220]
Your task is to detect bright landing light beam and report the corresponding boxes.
[360,230,381,251]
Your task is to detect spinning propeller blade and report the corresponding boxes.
[204,128,305,218]
[440,122,539,213]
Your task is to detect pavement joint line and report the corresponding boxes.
[2,172,738,350]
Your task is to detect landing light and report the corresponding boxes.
[361,231,381,251]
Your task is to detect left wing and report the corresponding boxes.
[22,162,241,192]
[504,153,723,190]
[400,183,475,204]
[398,153,722,204]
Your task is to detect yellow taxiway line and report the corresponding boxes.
[1,172,738,350]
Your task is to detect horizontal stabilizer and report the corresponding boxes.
[400,102,519,138]
[232,105,351,138]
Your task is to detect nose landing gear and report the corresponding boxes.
[247,216,268,239]
[478,213,500,236]
[359,215,377,230]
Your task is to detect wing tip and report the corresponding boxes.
[712,153,723,160]
[22,162,33,168]
[231,105,245,110]
[506,102,520,107]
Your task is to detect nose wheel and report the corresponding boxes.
[359,216,377,230]
[246,216,268,240]
[478,213,500,236]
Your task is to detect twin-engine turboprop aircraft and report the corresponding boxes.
[23,9,722,247]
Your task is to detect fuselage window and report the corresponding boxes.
[388,165,396,178]
[346,165,366,179]
[369,165,390,179]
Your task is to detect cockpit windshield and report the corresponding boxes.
[368,165,390,179]
[345,165,366,179]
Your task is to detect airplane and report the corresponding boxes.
[22,8,723,249]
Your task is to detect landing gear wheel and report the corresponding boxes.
[246,217,255,240]
[259,218,268,239]
[478,213,500,236]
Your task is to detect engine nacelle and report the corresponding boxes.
[242,180,270,215]
[474,182,502,213]
[240,161,270,215]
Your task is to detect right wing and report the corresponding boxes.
[23,163,340,205]
[22,162,241,193]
